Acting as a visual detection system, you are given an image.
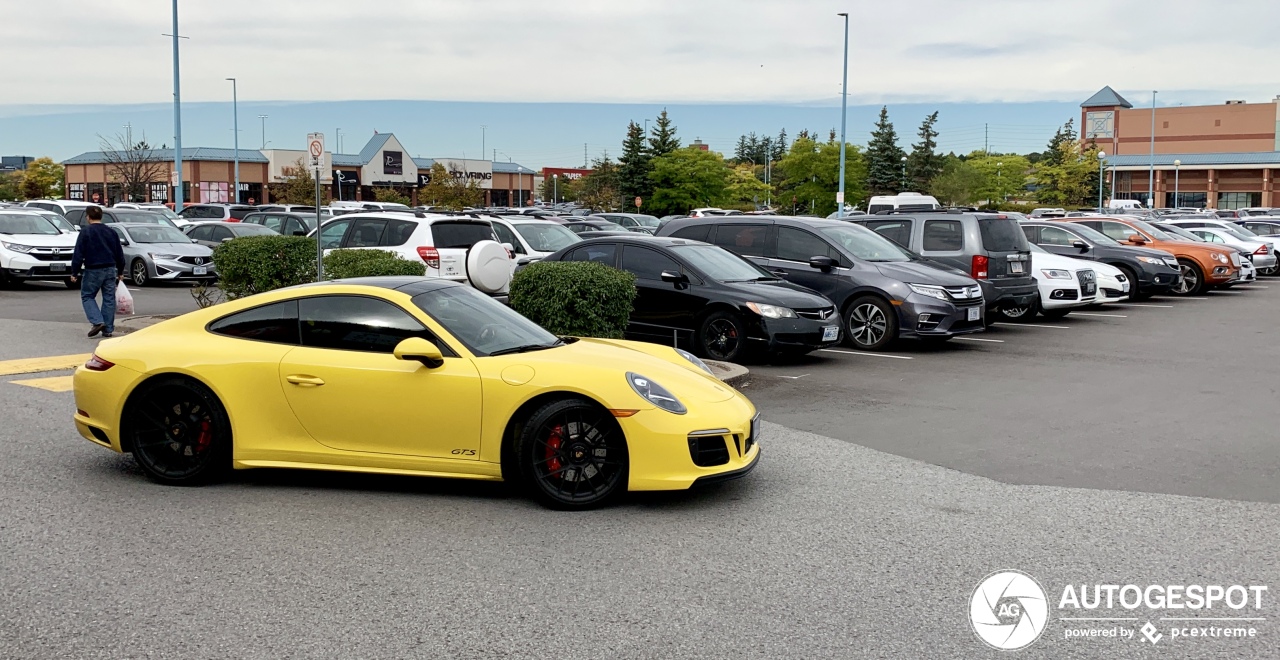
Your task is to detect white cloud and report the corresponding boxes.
[9,0,1280,105]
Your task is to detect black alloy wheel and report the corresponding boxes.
[1171,259,1204,295]
[123,377,231,485]
[517,399,628,510]
[130,258,149,287]
[845,296,897,351]
[698,310,746,362]
[997,300,1037,322]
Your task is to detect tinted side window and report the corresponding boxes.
[261,215,286,232]
[776,227,837,262]
[319,220,352,249]
[712,224,769,256]
[209,300,300,345]
[565,243,617,266]
[1037,225,1079,246]
[381,220,415,246]
[348,218,388,247]
[862,220,911,248]
[922,220,963,251]
[670,224,711,242]
[621,245,680,281]
[66,209,87,227]
[299,296,435,353]
[431,221,496,248]
[1098,221,1136,242]
[188,225,211,241]
[211,226,234,242]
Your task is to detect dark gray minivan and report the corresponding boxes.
[850,212,1039,322]
[657,215,986,350]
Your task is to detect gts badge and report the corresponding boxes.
[451,449,477,456]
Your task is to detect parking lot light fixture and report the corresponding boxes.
[837,12,849,218]
[1174,159,1181,208]
[997,162,1003,204]
[226,77,238,204]
[257,114,268,149]
[1097,151,1106,211]
[900,155,907,191]
[1149,90,1157,207]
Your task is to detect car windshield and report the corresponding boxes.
[669,244,774,282]
[1061,223,1119,246]
[514,222,580,252]
[819,225,910,262]
[1221,225,1258,240]
[232,224,278,236]
[143,207,180,221]
[1126,219,1174,241]
[113,210,173,226]
[125,226,191,243]
[0,213,61,235]
[35,212,74,232]
[412,286,561,357]
[584,221,625,231]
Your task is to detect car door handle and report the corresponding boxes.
[285,375,325,387]
[767,268,788,276]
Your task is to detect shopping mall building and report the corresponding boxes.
[1083,86,1280,208]
[62,132,536,207]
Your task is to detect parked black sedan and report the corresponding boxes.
[1019,220,1180,300]
[540,235,841,362]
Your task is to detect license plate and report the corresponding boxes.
[967,306,980,321]
[821,326,839,342]
[51,263,66,272]
[1009,261,1024,274]
[1122,282,1131,292]
[193,266,207,275]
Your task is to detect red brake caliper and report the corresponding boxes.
[195,419,213,452]
[545,424,563,475]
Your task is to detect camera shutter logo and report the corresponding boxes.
[969,570,1049,650]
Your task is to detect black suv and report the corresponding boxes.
[849,212,1038,322]
[1019,221,1180,299]
[656,216,985,350]
[540,235,841,361]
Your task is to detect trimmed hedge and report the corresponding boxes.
[324,249,426,279]
[510,261,636,339]
[212,235,317,300]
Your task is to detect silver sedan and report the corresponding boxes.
[108,223,217,286]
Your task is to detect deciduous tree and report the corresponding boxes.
[99,132,167,203]
[19,157,63,200]
[647,147,729,216]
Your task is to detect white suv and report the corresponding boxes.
[311,212,513,294]
[21,199,96,217]
[0,209,79,287]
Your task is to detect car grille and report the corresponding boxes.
[1229,252,1242,266]
[27,247,74,262]
[944,285,984,305]
[1077,270,1097,296]
[178,256,211,266]
[687,434,730,467]
[795,306,836,321]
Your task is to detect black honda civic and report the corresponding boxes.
[540,235,842,362]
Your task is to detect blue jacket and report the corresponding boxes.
[71,223,126,276]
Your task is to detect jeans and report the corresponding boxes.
[80,266,118,333]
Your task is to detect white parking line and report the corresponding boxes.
[775,374,810,380]
[954,337,1004,343]
[1109,303,1173,308]
[991,322,1070,329]
[1233,285,1268,289]
[1072,312,1128,318]
[819,349,914,360]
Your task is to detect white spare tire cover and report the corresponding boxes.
[466,240,511,293]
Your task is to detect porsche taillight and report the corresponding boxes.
[416,245,441,269]
[971,254,989,280]
[84,354,114,371]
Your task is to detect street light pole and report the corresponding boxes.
[257,114,268,149]
[836,12,849,219]
[1097,151,1106,211]
[1149,90,1157,208]
[335,128,342,154]
[226,77,239,204]
[553,174,558,204]
[170,0,183,211]
[900,155,907,191]
[1174,159,1181,208]
[997,162,1003,206]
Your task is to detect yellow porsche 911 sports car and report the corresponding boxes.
[73,277,760,509]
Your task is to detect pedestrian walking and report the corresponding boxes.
[69,206,125,338]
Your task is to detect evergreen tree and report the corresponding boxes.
[864,106,907,195]
[1040,118,1077,168]
[772,129,788,162]
[905,111,943,191]
[733,134,750,163]
[618,121,653,210]
[755,136,772,165]
[647,109,681,157]
[828,128,837,144]
[797,129,811,141]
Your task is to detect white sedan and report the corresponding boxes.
[1028,244,1098,319]
[1089,260,1131,303]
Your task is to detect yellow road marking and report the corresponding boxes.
[10,376,75,392]
[0,354,91,377]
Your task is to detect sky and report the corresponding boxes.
[4,0,1279,167]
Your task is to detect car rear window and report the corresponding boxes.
[430,221,497,248]
[977,218,1029,252]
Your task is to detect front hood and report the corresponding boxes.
[0,233,78,248]
[718,279,833,308]
[136,242,213,256]
[528,338,738,403]
[1125,245,1177,259]
[874,260,977,286]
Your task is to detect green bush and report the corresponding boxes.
[212,235,317,300]
[510,261,636,339]
[324,249,426,279]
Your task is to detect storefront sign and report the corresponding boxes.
[384,151,403,175]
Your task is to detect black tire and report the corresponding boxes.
[844,295,897,351]
[1040,308,1071,320]
[1170,259,1205,295]
[697,309,747,362]
[997,299,1039,323]
[129,258,149,287]
[122,376,231,486]
[1116,265,1142,301]
[516,398,628,511]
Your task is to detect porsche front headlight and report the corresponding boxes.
[626,372,687,414]
[674,348,713,375]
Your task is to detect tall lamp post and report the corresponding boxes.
[1097,151,1106,211]
[226,77,239,203]
[553,173,558,204]
[997,162,1003,206]
[900,156,908,191]
[1148,90,1157,208]
[257,114,268,149]
[516,166,524,206]
[169,0,184,211]
[836,12,849,218]
[1173,159,1181,209]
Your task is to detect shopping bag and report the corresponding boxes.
[116,281,135,316]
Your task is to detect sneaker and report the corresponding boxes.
[87,323,105,337]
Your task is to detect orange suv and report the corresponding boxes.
[1067,216,1240,295]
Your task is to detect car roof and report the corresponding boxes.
[573,234,699,247]
[185,221,239,227]
[295,276,464,296]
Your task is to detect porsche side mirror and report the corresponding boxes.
[394,337,444,369]
[809,255,836,271]
[1072,240,1089,250]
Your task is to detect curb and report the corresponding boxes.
[706,360,749,388]
[114,314,176,336]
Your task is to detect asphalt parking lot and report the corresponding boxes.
[1,284,1277,658]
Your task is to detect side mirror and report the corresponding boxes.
[660,270,689,287]
[292,230,306,236]
[1072,240,1089,250]
[221,237,233,243]
[119,238,128,245]
[393,337,444,368]
[809,255,836,271]
[1128,234,1146,244]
